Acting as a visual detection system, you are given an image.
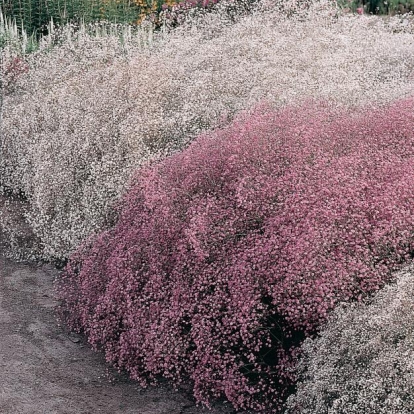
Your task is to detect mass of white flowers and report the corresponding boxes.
[285,264,414,414]
[1,0,414,260]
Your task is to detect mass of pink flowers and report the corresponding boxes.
[57,98,414,412]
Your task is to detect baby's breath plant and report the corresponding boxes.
[286,264,414,414]
[57,97,414,413]
[2,0,414,261]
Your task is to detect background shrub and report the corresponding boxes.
[0,0,140,35]
[0,0,256,37]
[285,264,414,414]
[337,0,414,14]
[157,0,259,29]
[57,97,414,412]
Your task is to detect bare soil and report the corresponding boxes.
[0,195,236,414]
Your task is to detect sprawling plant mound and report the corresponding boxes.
[2,0,414,261]
[286,265,414,414]
[57,98,414,412]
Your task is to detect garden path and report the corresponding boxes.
[0,230,235,414]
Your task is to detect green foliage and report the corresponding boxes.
[0,0,141,39]
[337,0,414,14]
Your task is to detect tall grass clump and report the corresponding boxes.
[2,0,414,261]
[286,265,414,414]
[0,0,144,37]
[0,8,38,53]
[57,97,414,412]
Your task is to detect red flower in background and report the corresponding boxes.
[2,56,29,95]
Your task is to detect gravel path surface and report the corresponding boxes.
[0,255,238,414]
[0,193,236,414]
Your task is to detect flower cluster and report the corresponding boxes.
[57,97,414,412]
[286,264,414,414]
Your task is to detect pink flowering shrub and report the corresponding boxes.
[57,98,414,412]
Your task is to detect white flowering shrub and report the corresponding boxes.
[1,25,172,260]
[285,264,414,414]
[2,0,414,261]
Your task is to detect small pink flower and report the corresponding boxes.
[356,7,363,15]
